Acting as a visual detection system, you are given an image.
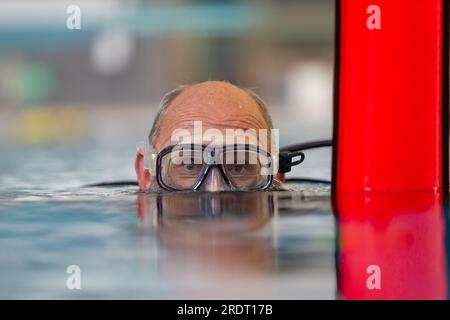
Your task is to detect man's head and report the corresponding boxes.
[135,81,277,192]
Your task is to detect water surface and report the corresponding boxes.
[1,142,448,299]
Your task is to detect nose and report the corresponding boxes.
[200,167,230,192]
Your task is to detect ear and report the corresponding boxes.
[135,152,152,191]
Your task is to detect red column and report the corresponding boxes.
[333,0,448,192]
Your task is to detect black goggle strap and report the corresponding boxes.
[278,150,305,174]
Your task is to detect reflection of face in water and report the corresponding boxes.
[136,192,276,280]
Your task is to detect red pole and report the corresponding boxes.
[333,0,450,299]
[333,0,449,193]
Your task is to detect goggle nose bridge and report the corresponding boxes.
[192,162,233,191]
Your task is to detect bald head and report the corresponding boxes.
[149,81,273,151]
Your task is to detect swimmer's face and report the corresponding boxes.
[135,81,272,192]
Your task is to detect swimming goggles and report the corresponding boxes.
[139,143,305,192]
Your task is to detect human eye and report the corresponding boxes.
[228,164,246,175]
[171,161,202,176]
[183,163,197,171]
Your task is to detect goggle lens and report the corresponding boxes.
[158,145,272,191]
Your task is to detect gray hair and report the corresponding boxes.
[148,83,274,148]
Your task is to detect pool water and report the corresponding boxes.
[0,142,335,299]
[0,142,448,299]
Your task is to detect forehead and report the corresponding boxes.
[156,83,270,150]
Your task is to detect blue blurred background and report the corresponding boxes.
[0,0,334,189]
